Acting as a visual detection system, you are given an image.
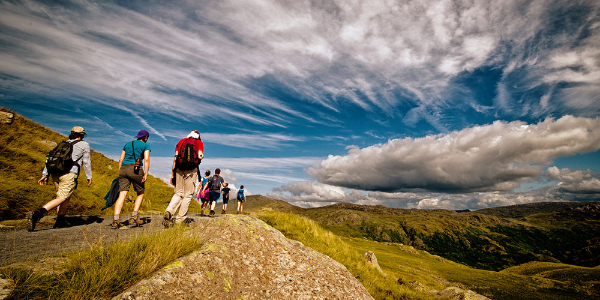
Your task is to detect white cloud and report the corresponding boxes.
[308,116,600,193]
[268,179,600,210]
[545,166,600,195]
[268,181,348,203]
[2,0,597,132]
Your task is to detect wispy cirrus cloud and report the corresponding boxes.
[2,0,599,133]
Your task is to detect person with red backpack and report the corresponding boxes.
[163,130,204,227]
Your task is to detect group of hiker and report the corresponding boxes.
[26,126,246,232]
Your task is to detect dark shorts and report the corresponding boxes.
[118,164,145,193]
[209,191,221,203]
[222,195,229,204]
[237,198,245,203]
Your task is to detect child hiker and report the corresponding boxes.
[236,185,246,214]
[221,183,230,214]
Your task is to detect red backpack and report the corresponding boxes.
[176,138,201,170]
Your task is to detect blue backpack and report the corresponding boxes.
[237,190,245,200]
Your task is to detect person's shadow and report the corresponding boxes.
[61,216,104,227]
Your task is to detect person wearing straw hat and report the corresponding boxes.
[111,130,151,229]
[27,126,93,231]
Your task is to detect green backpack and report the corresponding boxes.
[46,140,81,174]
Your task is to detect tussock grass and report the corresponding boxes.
[257,210,435,300]
[4,226,202,299]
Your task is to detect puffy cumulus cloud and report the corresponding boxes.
[308,116,600,193]
[268,180,599,210]
[266,180,553,209]
[545,166,600,195]
[545,166,596,182]
[267,181,348,203]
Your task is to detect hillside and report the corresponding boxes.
[245,197,600,271]
[0,108,176,221]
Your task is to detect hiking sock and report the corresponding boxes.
[132,211,138,217]
[114,215,120,221]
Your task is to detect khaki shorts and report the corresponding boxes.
[119,164,145,193]
[52,172,78,199]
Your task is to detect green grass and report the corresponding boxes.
[256,209,436,300]
[3,225,203,299]
[0,107,195,221]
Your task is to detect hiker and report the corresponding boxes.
[221,183,230,214]
[197,170,211,216]
[208,168,225,217]
[236,185,246,214]
[112,130,151,229]
[163,130,204,227]
[27,126,93,231]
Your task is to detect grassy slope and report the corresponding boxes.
[293,202,600,271]
[246,196,600,299]
[0,108,179,221]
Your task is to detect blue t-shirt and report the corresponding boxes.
[122,140,151,165]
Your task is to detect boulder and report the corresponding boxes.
[0,278,12,300]
[363,251,384,274]
[115,215,373,300]
[0,112,13,125]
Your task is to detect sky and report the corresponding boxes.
[1,0,599,210]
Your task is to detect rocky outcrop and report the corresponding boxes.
[363,251,383,274]
[0,112,13,125]
[115,215,373,300]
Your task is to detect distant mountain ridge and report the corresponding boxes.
[246,196,600,271]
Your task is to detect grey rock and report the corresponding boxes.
[114,215,373,300]
[0,277,13,300]
[0,112,13,125]
[363,251,383,274]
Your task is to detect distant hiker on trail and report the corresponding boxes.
[221,183,230,214]
[208,168,225,217]
[197,170,211,216]
[27,126,93,231]
[236,185,246,214]
[163,130,204,228]
[112,130,151,229]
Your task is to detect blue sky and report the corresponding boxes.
[1,0,599,210]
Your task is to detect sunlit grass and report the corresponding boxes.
[4,226,202,299]
[257,209,436,300]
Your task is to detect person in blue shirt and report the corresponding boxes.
[112,130,151,229]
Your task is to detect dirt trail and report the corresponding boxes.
[0,214,207,267]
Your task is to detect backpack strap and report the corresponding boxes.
[131,141,136,161]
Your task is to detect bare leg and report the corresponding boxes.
[133,190,145,212]
[113,191,129,216]
[237,201,241,214]
[240,203,244,214]
[55,196,71,215]
[42,197,68,212]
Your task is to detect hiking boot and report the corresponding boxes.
[162,211,173,228]
[111,220,122,229]
[200,210,205,217]
[183,218,195,227]
[209,210,215,217]
[26,211,42,232]
[53,216,71,229]
[221,209,226,214]
[129,215,143,227]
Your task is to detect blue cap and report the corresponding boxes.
[135,130,150,139]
